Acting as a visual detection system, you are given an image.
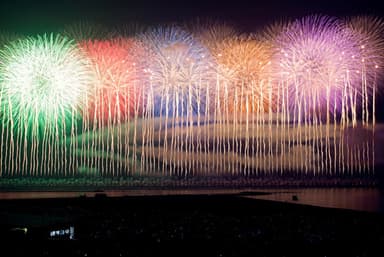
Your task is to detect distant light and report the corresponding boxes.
[70,226,75,240]
[49,226,75,240]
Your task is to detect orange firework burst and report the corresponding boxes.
[213,36,274,113]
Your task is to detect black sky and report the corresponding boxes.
[1,0,383,34]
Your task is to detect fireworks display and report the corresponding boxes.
[0,14,382,177]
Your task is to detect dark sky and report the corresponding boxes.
[1,0,383,34]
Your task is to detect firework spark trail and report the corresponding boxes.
[63,21,108,42]
[0,31,21,51]
[79,38,145,176]
[270,15,366,174]
[210,35,274,174]
[187,21,240,175]
[185,19,239,55]
[110,22,148,39]
[345,16,384,126]
[0,33,94,176]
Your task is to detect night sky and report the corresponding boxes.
[1,0,383,34]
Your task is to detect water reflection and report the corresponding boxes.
[245,188,384,213]
[0,189,249,200]
[0,188,383,213]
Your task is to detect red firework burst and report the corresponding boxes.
[79,38,144,126]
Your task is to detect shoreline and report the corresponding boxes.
[0,175,379,191]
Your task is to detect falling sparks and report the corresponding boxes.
[0,15,380,179]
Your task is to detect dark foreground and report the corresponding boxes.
[0,194,383,257]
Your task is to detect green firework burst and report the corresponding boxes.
[0,33,95,139]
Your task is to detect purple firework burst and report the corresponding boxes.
[272,15,362,120]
